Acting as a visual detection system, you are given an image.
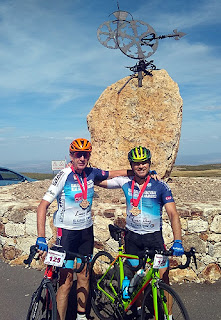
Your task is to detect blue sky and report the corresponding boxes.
[0,0,220,168]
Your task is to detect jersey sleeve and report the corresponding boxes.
[43,168,70,203]
[106,176,130,189]
[93,168,109,182]
[160,181,174,204]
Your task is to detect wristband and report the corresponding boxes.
[174,240,182,243]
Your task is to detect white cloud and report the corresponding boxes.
[135,0,221,31]
[203,106,221,111]
[153,40,221,86]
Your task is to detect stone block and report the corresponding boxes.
[187,219,208,233]
[210,215,221,233]
[201,263,221,282]
[183,234,206,254]
[208,242,221,258]
[25,211,37,236]
[5,222,25,237]
[162,222,173,245]
[0,223,6,236]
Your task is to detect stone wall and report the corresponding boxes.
[0,179,220,283]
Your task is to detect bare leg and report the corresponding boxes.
[56,269,73,320]
[76,264,90,313]
[159,267,172,315]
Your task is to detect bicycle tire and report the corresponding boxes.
[90,251,119,320]
[141,281,190,320]
[26,280,57,320]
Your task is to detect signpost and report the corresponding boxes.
[51,160,66,171]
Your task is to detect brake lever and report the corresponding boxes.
[23,245,38,267]
[190,247,197,269]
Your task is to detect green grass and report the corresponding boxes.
[173,163,221,171]
[22,164,221,179]
[21,172,54,180]
[171,163,221,177]
[171,169,221,177]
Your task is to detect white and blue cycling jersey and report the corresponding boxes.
[107,176,174,234]
[43,167,109,230]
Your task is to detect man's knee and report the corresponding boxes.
[59,269,74,290]
[159,267,169,284]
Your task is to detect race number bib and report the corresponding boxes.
[44,249,66,267]
[153,254,168,268]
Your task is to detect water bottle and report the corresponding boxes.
[122,276,130,299]
[128,269,145,294]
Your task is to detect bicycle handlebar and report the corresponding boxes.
[176,247,197,269]
[23,244,87,273]
[136,247,197,270]
[108,224,197,270]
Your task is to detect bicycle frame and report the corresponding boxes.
[96,242,169,319]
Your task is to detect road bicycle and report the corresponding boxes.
[24,244,87,320]
[90,224,197,320]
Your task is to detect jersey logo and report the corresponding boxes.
[75,193,83,202]
[52,170,65,186]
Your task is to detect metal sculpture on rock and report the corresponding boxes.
[97,8,186,90]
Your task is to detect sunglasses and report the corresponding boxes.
[74,151,90,159]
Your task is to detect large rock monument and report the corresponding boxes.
[87,69,183,177]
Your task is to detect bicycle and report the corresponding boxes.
[24,244,87,320]
[90,224,197,320]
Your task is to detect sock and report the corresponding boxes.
[137,306,142,316]
[77,311,86,319]
[164,315,173,320]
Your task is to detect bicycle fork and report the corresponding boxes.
[151,279,169,320]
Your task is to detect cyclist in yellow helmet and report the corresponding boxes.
[97,146,183,317]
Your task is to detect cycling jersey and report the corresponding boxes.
[43,167,109,230]
[106,176,174,234]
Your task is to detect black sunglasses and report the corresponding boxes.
[74,151,90,159]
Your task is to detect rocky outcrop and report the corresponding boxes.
[87,70,183,178]
[0,178,221,283]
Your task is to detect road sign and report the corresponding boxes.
[51,160,66,171]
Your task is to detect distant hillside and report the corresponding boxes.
[172,163,221,177]
[21,163,221,180]
[173,163,221,171]
[1,152,221,173]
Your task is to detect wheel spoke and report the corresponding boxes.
[141,282,190,320]
[26,281,56,320]
[90,251,118,320]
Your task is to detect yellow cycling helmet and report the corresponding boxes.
[69,138,92,153]
[128,146,151,162]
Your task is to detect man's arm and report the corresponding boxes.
[37,199,51,237]
[108,169,133,179]
[164,202,182,241]
[96,180,108,188]
[95,169,132,188]
[96,169,159,188]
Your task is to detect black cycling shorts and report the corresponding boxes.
[58,226,94,256]
[125,229,165,255]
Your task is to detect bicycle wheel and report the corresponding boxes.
[90,251,119,320]
[141,281,190,320]
[26,280,57,320]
